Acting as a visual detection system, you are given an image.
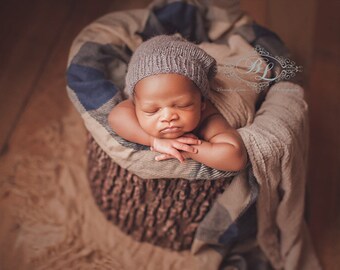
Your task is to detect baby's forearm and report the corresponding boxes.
[186,141,247,171]
[108,103,153,146]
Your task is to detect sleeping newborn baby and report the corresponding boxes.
[108,35,248,172]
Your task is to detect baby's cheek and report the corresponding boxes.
[140,117,158,136]
[187,112,201,129]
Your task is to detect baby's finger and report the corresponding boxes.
[181,133,198,139]
[167,148,185,163]
[176,136,201,145]
[173,142,198,154]
[155,154,173,161]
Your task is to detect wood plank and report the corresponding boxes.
[240,0,268,26]
[3,0,153,155]
[0,0,152,155]
[308,55,340,223]
[266,0,318,82]
[0,0,75,154]
[306,1,340,269]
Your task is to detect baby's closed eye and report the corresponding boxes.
[141,107,160,115]
[175,103,193,109]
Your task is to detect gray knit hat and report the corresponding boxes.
[125,35,217,97]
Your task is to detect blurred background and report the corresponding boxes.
[0,0,339,269]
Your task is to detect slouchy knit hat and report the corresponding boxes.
[125,35,217,97]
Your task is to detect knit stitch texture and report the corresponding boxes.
[125,35,217,97]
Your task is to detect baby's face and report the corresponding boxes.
[134,74,205,139]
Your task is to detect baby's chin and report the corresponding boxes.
[155,131,186,139]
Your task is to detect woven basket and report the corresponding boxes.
[87,134,233,251]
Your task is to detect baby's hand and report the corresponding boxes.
[150,134,201,163]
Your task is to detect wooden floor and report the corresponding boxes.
[0,0,339,269]
[0,0,151,154]
[306,1,340,267]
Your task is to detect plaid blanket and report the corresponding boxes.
[66,0,320,269]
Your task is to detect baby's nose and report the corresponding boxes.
[161,107,179,122]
